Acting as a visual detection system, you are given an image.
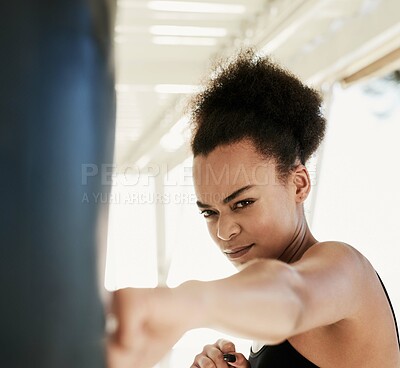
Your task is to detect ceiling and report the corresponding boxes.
[112,0,400,173]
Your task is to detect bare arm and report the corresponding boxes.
[107,242,372,367]
[200,242,370,341]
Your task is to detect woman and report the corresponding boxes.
[107,50,399,368]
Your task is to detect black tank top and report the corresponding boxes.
[248,273,399,367]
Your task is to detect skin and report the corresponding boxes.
[107,139,400,368]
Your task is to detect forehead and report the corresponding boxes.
[192,140,279,192]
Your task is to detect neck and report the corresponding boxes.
[278,213,317,264]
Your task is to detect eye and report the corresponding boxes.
[234,199,254,209]
[199,209,217,218]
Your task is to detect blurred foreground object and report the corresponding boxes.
[0,1,116,367]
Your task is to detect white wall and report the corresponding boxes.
[105,174,158,289]
[311,75,400,316]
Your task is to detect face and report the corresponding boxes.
[193,139,306,268]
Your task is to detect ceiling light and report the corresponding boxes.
[150,25,227,37]
[147,1,245,14]
[152,36,217,46]
[154,84,199,94]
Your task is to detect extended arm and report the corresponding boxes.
[107,242,371,368]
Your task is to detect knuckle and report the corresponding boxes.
[202,344,214,353]
[217,339,235,352]
[224,342,235,351]
[193,353,216,368]
[200,357,215,368]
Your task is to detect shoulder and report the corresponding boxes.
[297,241,372,272]
[303,240,364,257]
[294,240,377,302]
[289,241,380,332]
[289,242,399,366]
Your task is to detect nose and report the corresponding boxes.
[217,215,240,241]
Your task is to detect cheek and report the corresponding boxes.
[245,215,274,238]
[246,206,294,242]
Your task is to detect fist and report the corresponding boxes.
[190,339,250,368]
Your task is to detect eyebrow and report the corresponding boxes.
[196,185,254,208]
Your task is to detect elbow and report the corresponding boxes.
[285,283,305,341]
[279,264,305,341]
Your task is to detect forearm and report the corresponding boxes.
[177,259,304,343]
[109,259,303,360]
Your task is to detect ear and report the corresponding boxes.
[292,165,311,203]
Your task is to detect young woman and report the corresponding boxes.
[107,50,400,368]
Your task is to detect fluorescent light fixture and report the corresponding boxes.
[155,84,199,94]
[150,25,227,37]
[152,36,217,46]
[147,1,245,14]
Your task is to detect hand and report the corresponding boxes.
[190,339,250,368]
[106,288,187,368]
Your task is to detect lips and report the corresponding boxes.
[224,244,254,259]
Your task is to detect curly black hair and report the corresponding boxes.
[190,49,326,180]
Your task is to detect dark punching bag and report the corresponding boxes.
[0,0,116,367]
